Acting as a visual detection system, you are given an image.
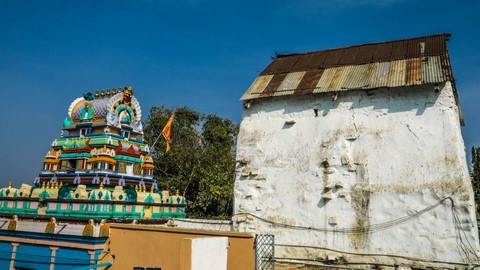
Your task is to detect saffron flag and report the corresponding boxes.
[162,112,175,152]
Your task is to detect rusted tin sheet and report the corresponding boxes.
[261,57,296,76]
[342,63,376,90]
[386,60,407,88]
[242,34,454,101]
[261,74,287,98]
[405,58,422,86]
[241,55,451,100]
[259,34,450,76]
[241,75,273,100]
[356,45,376,64]
[278,72,305,92]
[312,66,351,93]
[294,70,324,96]
[422,56,444,84]
[370,62,391,88]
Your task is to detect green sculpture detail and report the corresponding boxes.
[83,92,94,101]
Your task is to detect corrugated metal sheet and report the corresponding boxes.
[422,56,445,84]
[242,55,452,100]
[342,64,376,90]
[386,60,406,88]
[242,34,456,101]
[261,74,287,98]
[278,72,305,92]
[259,34,450,76]
[370,62,391,88]
[327,66,351,92]
[294,70,324,96]
[241,75,273,100]
[405,58,422,85]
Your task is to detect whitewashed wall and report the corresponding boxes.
[181,237,228,270]
[173,218,233,231]
[233,82,479,264]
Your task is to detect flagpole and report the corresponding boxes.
[150,132,164,149]
[150,111,175,150]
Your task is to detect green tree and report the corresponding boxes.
[143,106,238,219]
[472,147,480,216]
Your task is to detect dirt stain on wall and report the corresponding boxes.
[350,184,371,250]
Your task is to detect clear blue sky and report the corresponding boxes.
[1,0,479,187]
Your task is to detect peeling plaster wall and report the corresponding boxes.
[233,82,480,264]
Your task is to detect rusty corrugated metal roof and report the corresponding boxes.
[259,34,451,76]
[241,33,464,125]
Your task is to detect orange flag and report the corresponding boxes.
[162,112,175,152]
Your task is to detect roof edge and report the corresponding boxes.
[274,33,451,58]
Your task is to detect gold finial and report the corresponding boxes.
[112,88,117,95]
[106,88,111,97]
[135,185,139,192]
[150,186,154,193]
[42,182,46,189]
[59,182,63,188]
[95,90,99,99]
[8,182,12,188]
[176,190,180,196]
[100,89,105,98]
[100,183,104,189]
[124,86,133,95]
[143,185,146,193]
[46,182,50,189]
[55,182,59,189]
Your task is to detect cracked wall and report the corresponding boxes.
[233,82,480,264]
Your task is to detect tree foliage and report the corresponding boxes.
[143,106,238,219]
[472,147,480,216]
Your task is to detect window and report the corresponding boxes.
[77,160,84,170]
[119,162,126,173]
[78,128,91,136]
[126,163,134,175]
[121,130,130,139]
[67,160,77,172]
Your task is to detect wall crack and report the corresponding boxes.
[406,124,419,139]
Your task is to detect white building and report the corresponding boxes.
[233,34,480,265]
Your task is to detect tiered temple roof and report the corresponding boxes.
[0,87,186,220]
[38,87,154,186]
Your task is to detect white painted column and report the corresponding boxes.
[9,243,19,270]
[50,246,59,270]
[88,250,96,266]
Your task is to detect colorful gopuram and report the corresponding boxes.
[0,87,186,220]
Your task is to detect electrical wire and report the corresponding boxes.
[235,193,480,263]
[235,196,452,235]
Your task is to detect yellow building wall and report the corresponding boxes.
[100,224,255,270]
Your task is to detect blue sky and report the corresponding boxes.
[0,0,479,187]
